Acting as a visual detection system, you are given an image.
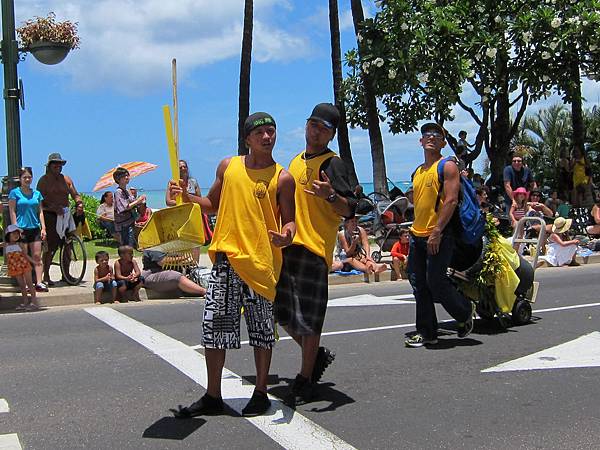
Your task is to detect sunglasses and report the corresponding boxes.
[422,131,443,139]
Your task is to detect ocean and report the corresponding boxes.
[85,180,412,211]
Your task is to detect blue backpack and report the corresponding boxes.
[435,156,485,245]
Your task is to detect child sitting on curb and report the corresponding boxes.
[114,245,144,301]
[391,228,410,280]
[93,250,118,304]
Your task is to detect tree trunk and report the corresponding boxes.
[350,0,388,196]
[488,53,512,186]
[237,0,253,156]
[328,0,358,188]
[569,58,585,155]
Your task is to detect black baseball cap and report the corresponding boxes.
[244,112,276,137]
[307,103,340,130]
[420,122,445,137]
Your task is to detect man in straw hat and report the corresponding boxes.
[168,112,296,417]
[36,153,82,286]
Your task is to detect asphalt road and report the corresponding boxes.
[1,265,599,449]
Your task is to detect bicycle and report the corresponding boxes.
[48,232,87,286]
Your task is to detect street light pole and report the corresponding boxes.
[1,0,22,270]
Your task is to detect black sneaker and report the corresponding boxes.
[405,333,438,348]
[457,302,476,338]
[311,347,336,383]
[242,390,271,417]
[170,393,224,418]
[285,374,316,407]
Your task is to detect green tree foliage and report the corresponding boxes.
[70,193,103,239]
[343,0,600,184]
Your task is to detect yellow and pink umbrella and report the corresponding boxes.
[92,161,158,192]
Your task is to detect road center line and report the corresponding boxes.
[188,300,600,349]
[85,307,356,450]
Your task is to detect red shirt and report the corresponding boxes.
[391,241,409,259]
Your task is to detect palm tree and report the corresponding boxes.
[237,0,253,156]
[514,104,571,187]
[350,0,388,197]
[328,0,358,188]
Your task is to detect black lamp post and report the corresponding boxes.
[1,1,72,269]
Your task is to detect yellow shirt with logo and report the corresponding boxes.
[208,156,283,301]
[410,158,444,237]
[288,151,341,267]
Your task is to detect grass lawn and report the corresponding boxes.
[82,239,209,260]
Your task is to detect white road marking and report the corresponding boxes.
[0,399,8,413]
[328,294,414,307]
[533,302,600,313]
[0,434,22,450]
[482,332,600,373]
[85,307,356,450]
[189,300,600,349]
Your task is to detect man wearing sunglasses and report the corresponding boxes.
[405,123,475,348]
[503,153,536,214]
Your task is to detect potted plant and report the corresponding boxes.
[16,12,80,65]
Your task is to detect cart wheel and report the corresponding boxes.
[371,251,382,263]
[512,298,532,326]
[476,304,495,321]
[498,313,511,329]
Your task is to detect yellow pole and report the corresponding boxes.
[162,105,182,205]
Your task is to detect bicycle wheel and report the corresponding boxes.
[60,234,87,285]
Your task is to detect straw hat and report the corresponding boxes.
[552,217,572,234]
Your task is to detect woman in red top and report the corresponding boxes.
[391,228,410,280]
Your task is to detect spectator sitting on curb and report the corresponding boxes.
[337,216,387,274]
[141,249,206,297]
[390,228,410,280]
[538,217,580,267]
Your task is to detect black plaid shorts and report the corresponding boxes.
[201,253,275,350]
[274,244,329,336]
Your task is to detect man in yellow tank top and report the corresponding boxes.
[275,103,357,405]
[405,122,475,348]
[168,112,296,417]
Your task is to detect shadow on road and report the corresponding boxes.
[143,416,206,440]
[268,377,356,414]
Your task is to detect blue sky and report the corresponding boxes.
[2,0,600,194]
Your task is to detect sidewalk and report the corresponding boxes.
[1,250,599,311]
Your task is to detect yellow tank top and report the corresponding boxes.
[410,158,443,237]
[208,156,283,301]
[288,151,341,267]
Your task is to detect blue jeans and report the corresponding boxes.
[407,233,472,339]
[119,226,136,248]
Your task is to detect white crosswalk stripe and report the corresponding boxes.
[86,307,357,450]
[0,433,22,450]
[0,399,8,414]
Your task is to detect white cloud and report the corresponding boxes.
[15,0,310,94]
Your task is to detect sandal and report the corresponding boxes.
[15,304,27,311]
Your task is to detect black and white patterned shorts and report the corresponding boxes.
[201,253,275,350]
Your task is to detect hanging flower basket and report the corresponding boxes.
[27,41,71,65]
[16,12,80,65]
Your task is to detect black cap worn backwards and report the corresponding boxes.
[307,103,340,130]
[244,112,276,137]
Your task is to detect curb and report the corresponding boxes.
[1,252,599,311]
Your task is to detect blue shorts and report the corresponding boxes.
[94,280,117,291]
[116,278,143,290]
